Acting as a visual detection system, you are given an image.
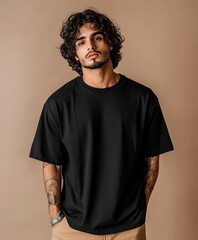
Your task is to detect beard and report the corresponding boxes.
[80,51,111,70]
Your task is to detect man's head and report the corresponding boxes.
[59,9,125,75]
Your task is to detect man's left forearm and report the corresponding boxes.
[144,155,159,205]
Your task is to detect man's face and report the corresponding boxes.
[75,23,113,71]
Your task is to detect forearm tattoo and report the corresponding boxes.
[46,177,61,207]
[144,156,159,201]
[43,163,62,209]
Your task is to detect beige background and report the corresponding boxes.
[0,0,197,239]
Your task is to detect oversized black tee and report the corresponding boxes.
[29,74,174,235]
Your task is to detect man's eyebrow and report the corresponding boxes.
[91,31,103,37]
[75,31,103,42]
[75,36,85,42]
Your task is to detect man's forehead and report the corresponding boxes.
[76,23,101,38]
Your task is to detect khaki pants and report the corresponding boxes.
[51,217,146,240]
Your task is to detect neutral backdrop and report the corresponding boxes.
[1,0,197,240]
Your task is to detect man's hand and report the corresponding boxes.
[42,163,62,220]
[144,155,159,206]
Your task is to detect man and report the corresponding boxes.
[29,9,174,240]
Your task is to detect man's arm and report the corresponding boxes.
[144,155,159,205]
[42,163,62,220]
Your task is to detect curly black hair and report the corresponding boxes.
[59,9,125,75]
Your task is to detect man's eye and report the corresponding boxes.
[94,36,103,41]
[77,41,85,46]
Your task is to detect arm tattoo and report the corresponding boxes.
[43,164,62,209]
[45,177,60,206]
[144,156,159,202]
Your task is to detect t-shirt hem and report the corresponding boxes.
[143,145,174,158]
[29,152,62,165]
[66,218,145,235]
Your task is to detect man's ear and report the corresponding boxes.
[109,45,113,51]
[75,55,79,61]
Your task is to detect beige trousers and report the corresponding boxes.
[51,217,146,240]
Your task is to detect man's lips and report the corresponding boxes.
[86,51,101,59]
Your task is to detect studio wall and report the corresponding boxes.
[0,1,197,239]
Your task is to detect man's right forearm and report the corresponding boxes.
[42,163,62,220]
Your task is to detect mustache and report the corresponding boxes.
[86,51,101,58]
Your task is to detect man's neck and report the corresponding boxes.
[82,62,120,89]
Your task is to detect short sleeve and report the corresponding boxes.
[29,99,66,165]
[142,91,174,158]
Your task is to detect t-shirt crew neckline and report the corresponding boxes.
[76,74,125,93]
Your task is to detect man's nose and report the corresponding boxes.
[87,40,96,51]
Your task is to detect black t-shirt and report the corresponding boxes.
[29,74,174,235]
